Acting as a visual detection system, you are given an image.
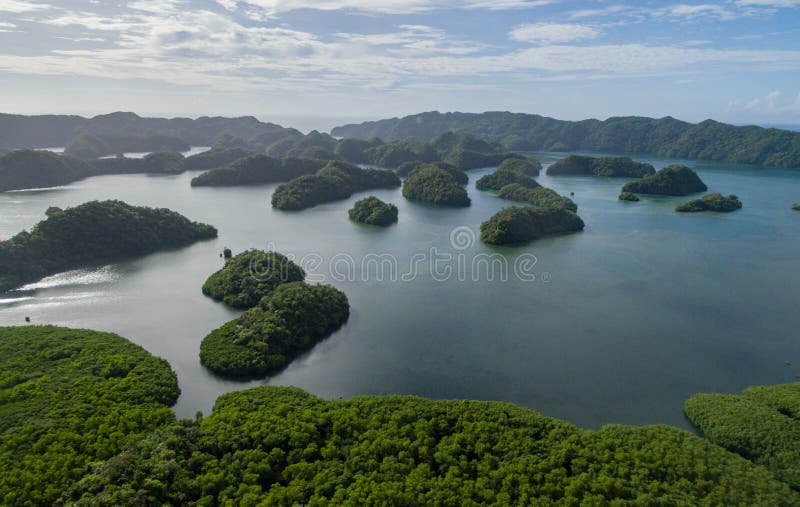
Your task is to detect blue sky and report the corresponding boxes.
[0,0,799,130]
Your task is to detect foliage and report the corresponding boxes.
[476,169,539,191]
[793,203,800,211]
[480,206,584,245]
[67,386,798,506]
[190,154,326,187]
[497,183,578,212]
[348,196,398,226]
[271,161,401,211]
[676,193,742,212]
[685,382,800,489]
[0,325,179,506]
[497,157,541,176]
[64,133,190,159]
[332,111,800,169]
[445,149,523,171]
[619,191,640,202]
[547,155,655,177]
[402,166,471,207]
[199,283,350,378]
[333,138,382,164]
[182,148,253,172]
[0,200,217,292]
[201,249,305,310]
[0,149,91,191]
[622,165,708,196]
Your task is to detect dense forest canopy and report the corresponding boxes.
[476,168,540,192]
[402,165,471,207]
[332,111,800,169]
[497,157,541,176]
[348,196,399,226]
[64,133,189,159]
[0,326,180,506]
[676,193,743,212]
[480,205,585,245]
[0,200,217,292]
[497,183,578,212]
[622,165,708,196]
[190,154,326,187]
[547,155,655,178]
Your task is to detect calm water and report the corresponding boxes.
[1,153,799,430]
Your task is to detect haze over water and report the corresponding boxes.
[1,153,798,429]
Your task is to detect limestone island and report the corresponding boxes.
[476,168,539,192]
[272,161,401,211]
[402,165,471,207]
[191,154,326,187]
[619,191,640,202]
[621,165,708,196]
[396,160,468,184]
[497,183,577,212]
[202,249,305,309]
[497,157,542,176]
[0,200,217,292]
[676,193,742,213]
[547,155,655,178]
[480,205,585,245]
[348,196,398,226]
[200,282,350,378]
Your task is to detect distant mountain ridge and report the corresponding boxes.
[332,111,800,169]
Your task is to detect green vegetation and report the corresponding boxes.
[0,149,91,191]
[191,154,326,187]
[182,147,253,172]
[792,203,799,211]
[622,165,708,196]
[200,283,349,378]
[271,160,401,211]
[348,196,398,226]
[497,156,541,176]
[685,382,800,489]
[445,150,523,171]
[0,325,179,506]
[202,249,305,309]
[619,191,640,202]
[332,111,800,169]
[67,386,797,505]
[64,133,190,159]
[0,200,217,292]
[547,155,655,177]
[481,206,584,245]
[676,193,742,212]
[476,168,539,191]
[402,165,471,207]
[497,183,578,212]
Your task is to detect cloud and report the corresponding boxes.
[728,90,800,115]
[0,0,50,12]
[222,0,554,16]
[509,23,601,44]
[736,0,800,6]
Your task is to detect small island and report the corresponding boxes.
[191,154,326,187]
[348,196,398,226]
[200,282,350,378]
[497,183,577,212]
[676,193,742,213]
[0,200,217,292]
[181,147,252,172]
[64,133,190,159]
[402,165,471,207]
[476,168,539,191]
[272,161,401,210]
[618,191,640,202]
[0,150,91,191]
[621,165,708,196]
[396,160,468,184]
[202,249,305,309]
[497,157,542,176]
[792,203,800,211]
[547,155,655,178]
[480,205,585,245]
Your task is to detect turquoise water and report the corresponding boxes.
[1,153,798,429]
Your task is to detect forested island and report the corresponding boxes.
[349,196,398,226]
[481,206,585,245]
[476,168,539,191]
[332,111,800,169]
[621,165,708,196]
[272,161,400,211]
[64,133,189,159]
[402,165,471,206]
[497,183,578,212]
[497,156,541,176]
[202,250,305,309]
[547,155,655,178]
[200,282,350,378]
[0,200,217,292]
[396,160,468,183]
[190,154,326,187]
[676,193,743,213]
[619,191,640,202]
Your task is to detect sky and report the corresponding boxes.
[0,0,799,131]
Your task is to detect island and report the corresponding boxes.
[618,191,640,202]
[497,156,542,176]
[480,205,585,245]
[402,165,471,206]
[621,165,708,196]
[0,325,179,506]
[272,161,401,211]
[181,147,253,172]
[497,183,578,212]
[676,193,742,212]
[199,282,350,378]
[792,203,799,211]
[202,249,305,309]
[476,168,539,191]
[348,196,398,226]
[396,160,468,184]
[547,155,655,177]
[191,154,326,187]
[0,149,91,191]
[64,133,190,159]
[0,200,217,292]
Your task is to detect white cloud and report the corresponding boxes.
[736,0,800,6]
[0,0,50,12]
[509,23,601,44]
[222,0,554,16]
[728,90,800,115]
